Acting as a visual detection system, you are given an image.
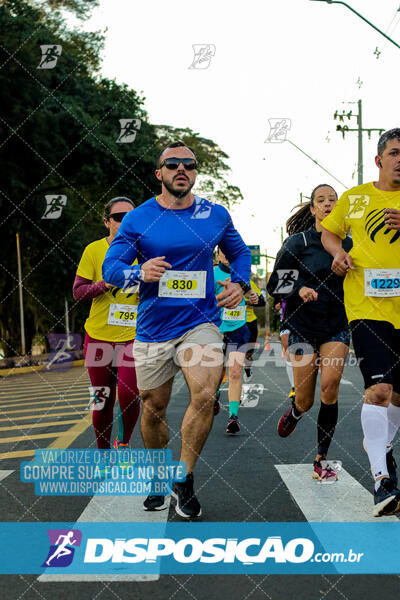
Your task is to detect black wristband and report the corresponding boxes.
[236,281,251,294]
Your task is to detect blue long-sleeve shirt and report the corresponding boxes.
[102,196,251,342]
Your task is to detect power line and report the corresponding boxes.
[285,139,348,188]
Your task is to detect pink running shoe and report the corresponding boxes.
[113,438,130,469]
[312,460,338,483]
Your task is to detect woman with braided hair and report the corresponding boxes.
[268,184,352,482]
[276,202,315,399]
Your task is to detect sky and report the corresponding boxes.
[75,0,400,267]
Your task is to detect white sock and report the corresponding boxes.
[361,404,389,485]
[285,361,294,388]
[387,403,400,448]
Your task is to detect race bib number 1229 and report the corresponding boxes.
[364,269,400,297]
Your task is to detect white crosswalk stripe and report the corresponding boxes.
[276,463,399,522]
[0,470,14,482]
[38,495,171,582]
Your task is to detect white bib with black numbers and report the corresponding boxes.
[222,305,246,321]
[364,269,400,297]
[107,303,138,327]
[158,270,206,298]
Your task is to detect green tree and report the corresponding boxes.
[0,1,244,357]
[0,0,158,355]
[154,124,243,210]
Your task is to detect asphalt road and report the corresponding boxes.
[0,344,399,599]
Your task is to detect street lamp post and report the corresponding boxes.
[310,1,400,51]
[16,233,26,356]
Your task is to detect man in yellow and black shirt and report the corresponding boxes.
[322,128,400,517]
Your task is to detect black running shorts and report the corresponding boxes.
[350,319,400,392]
[246,319,258,345]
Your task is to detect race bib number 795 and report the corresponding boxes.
[108,304,138,327]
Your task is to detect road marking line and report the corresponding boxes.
[0,375,89,386]
[275,463,399,522]
[38,494,171,582]
[0,381,89,391]
[0,382,90,393]
[0,420,81,431]
[0,390,90,401]
[0,410,87,422]
[0,432,73,443]
[0,414,91,459]
[47,413,92,450]
[0,449,36,460]
[0,403,88,415]
[0,470,14,481]
[0,398,89,409]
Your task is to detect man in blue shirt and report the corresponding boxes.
[103,142,251,518]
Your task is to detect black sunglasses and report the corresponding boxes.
[159,157,198,171]
[109,212,128,222]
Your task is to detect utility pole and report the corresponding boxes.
[334,100,384,185]
[16,233,26,355]
[357,99,363,185]
[264,250,271,350]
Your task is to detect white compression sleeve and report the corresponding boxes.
[361,404,389,482]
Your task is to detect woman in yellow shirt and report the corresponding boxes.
[73,197,140,450]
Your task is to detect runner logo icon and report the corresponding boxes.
[191,197,212,219]
[273,269,299,294]
[42,529,82,567]
[37,45,62,69]
[116,119,141,143]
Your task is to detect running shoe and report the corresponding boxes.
[386,448,398,487]
[243,367,253,383]
[172,472,201,518]
[113,438,131,469]
[277,399,302,438]
[143,495,168,511]
[214,389,221,416]
[373,477,400,517]
[226,414,240,434]
[312,460,338,483]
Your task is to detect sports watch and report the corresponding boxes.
[236,281,251,294]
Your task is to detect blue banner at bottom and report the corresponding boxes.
[0,522,399,574]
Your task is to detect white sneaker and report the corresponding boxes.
[243,368,253,383]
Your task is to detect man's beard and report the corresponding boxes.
[163,177,194,198]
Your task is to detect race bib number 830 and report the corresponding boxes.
[158,270,206,298]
